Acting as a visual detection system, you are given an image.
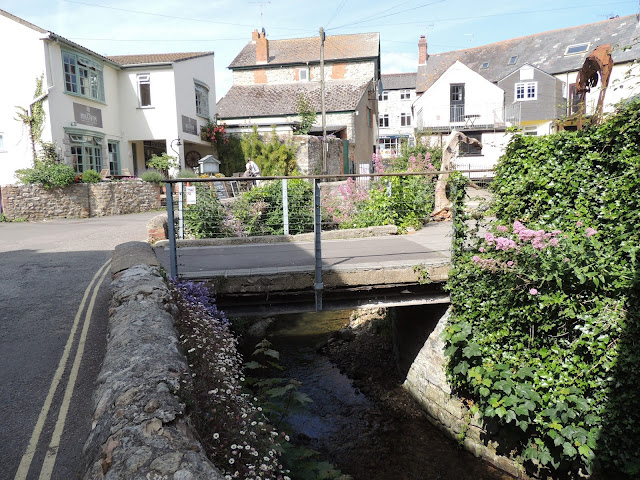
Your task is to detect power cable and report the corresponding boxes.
[325,0,349,28]
[327,0,447,30]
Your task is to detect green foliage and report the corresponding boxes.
[38,142,63,163]
[183,184,229,239]
[446,99,640,477]
[294,93,316,135]
[0,213,8,222]
[147,153,178,174]
[218,134,246,175]
[241,126,298,176]
[15,74,46,164]
[140,169,165,183]
[80,169,101,183]
[231,179,313,236]
[176,169,198,179]
[15,161,76,189]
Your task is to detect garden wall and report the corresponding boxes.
[402,307,529,479]
[0,182,161,221]
[292,136,348,175]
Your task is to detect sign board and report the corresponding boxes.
[213,182,228,199]
[186,186,197,205]
[181,115,198,136]
[73,103,103,128]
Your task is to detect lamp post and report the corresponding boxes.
[170,138,182,166]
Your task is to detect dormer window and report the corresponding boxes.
[508,55,518,65]
[481,62,489,69]
[565,43,589,55]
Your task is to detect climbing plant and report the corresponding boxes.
[445,99,640,478]
[294,93,316,135]
[15,74,46,164]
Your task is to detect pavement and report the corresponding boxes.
[0,211,158,480]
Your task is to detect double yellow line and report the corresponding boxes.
[14,259,111,480]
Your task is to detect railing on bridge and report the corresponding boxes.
[163,169,493,310]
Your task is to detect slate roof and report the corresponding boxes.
[217,82,369,119]
[417,14,640,93]
[229,32,380,68]
[108,52,214,66]
[381,73,417,90]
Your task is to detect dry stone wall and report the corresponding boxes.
[0,182,161,221]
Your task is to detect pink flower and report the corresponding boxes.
[485,232,495,244]
[564,258,570,262]
[496,225,508,232]
[506,261,514,267]
[576,221,583,227]
[479,247,486,253]
[472,255,481,263]
[585,227,597,237]
[548,238,559,247]
[529,288,538,295]
[495,236,517,251]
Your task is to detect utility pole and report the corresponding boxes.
[319,27,327,174]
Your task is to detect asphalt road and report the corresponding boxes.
[0,211,158,480]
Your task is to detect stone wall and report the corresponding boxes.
[83,242,224,480]
[0,181,161,221]
[293,135,346,175]
[402,307,529,479]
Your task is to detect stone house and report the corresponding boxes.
[377,73,417,156]
[412,14,640,171]
[216,29,381,173]
[0,8,216,186]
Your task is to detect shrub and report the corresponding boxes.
[445,99,640,477]
[183,184,229,239]
[80,169,101,183]
[15,161,76,189]
[147,153,178,174]
[140,169,165,183]
[176,169,199,179]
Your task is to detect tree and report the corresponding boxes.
[294,93,316,135]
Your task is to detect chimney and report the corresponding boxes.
[256,29,269,64]
[418,35,428,65]
[252,29,259,42]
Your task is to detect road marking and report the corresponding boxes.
[14,259,111,480]
[37,262,110,480]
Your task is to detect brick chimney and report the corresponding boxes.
[256,28,269,64]
[418,35,428,65]
[252,29,259,42]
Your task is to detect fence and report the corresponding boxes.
[164,170,492,310]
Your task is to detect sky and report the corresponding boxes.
[4,0,640,101]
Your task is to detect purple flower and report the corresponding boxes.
[529,288,538,295]
[485,232,495,244]
[585,227,597,237]
[495,236,517,251]
[472,255,481,263]
[479,247,486,253]
[496,225,508,232]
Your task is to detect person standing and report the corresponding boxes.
[245,158,261,186]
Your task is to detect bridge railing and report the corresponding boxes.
[163,170,493,310]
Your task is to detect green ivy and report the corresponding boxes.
[446,99,640,478]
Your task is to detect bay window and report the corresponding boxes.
[63,51,105,102]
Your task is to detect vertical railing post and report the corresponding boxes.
[165,181,178,279]
[282,178,289,236]
[313,178,323,311]
[177,181,184,239]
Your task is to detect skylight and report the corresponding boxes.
[508,55,518,65]
[481,62,489,69]
[565,43,590,55]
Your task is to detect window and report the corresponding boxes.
[379,114,389,127]
[481,62,489,69]
[459,133,482,156]
[378,90,388,101]
[108,141,120,175]
[450,84,465,122]
[62,51,105,102]
[195,82,209,118]
[0,133,4,151]
[523,126,537,136]
[399,89,411,100]
[70,135,103,173]
[367,107,372,127]
[508,55,518,65]
[400,113,411,126]
[378,137,402,155]
[515,82,537,101]
[137,74,151,107]
[298,68,308,81]
[565,43,589,55]
[568,83,582,115]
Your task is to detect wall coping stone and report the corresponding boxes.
[83,243,224,479]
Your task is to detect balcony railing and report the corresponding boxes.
[418,103,521,131]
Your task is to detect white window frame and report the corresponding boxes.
[194,81,210,118]
[524,125,537,136]
[399,89,411,100]
[62,50,105,102]
[0,132,5,152]
[378,90,388,101]
[565,43,590,56]
[508,55,518,65]
[400,113,411,127]
[137,74,152,107]
[515,81,537,101]
[298,68,309,81]
[379,114,389,128]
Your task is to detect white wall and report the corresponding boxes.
[0,16,47,185]
[378,87,415,139]
[413,61,505,129]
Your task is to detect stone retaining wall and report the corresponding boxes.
[403,307,529,479]
[0,182,161,221]
[83,242,224,480]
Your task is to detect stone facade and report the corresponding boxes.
[1,181,161,221]
[292,136,346,175]
[403,307,530,479]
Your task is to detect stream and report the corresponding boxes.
[256,308,516,480]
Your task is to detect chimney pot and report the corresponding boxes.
[252,29,259,42]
